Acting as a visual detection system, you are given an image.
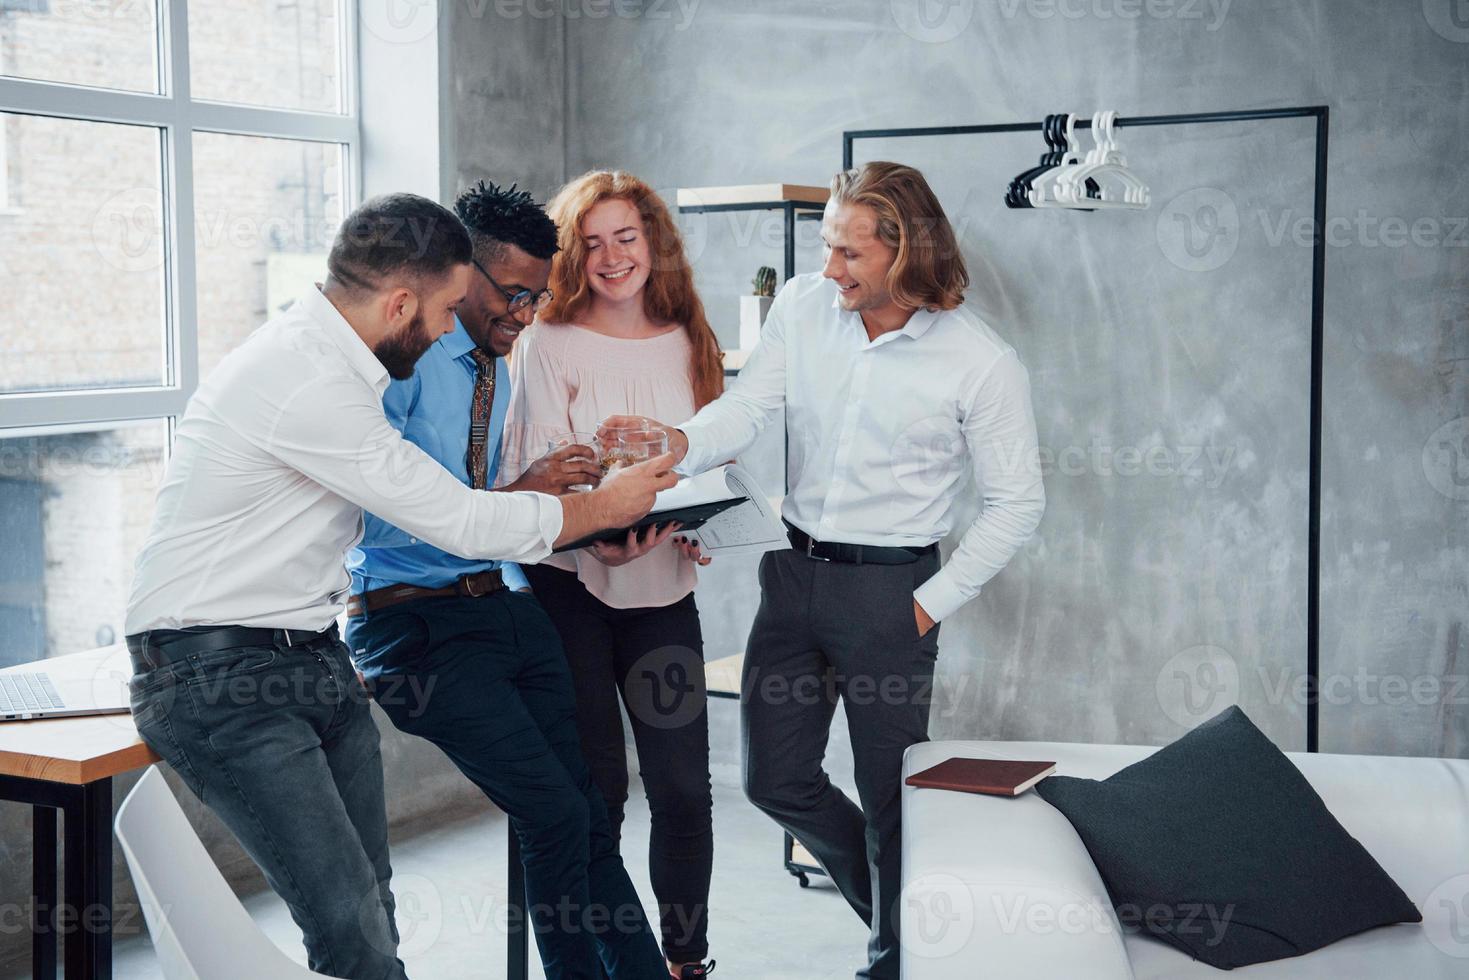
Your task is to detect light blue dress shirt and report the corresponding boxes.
[347,316,531,594]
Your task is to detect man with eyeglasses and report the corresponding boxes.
[343,181,668,979]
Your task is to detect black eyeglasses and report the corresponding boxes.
[471,258,552,315]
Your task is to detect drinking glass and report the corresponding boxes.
[616,427,669,465]
[597,416,652,473]
[547,432,600,492]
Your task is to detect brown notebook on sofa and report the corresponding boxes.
[905,758,1057,797]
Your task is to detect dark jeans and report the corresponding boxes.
[742,548,942,980]
[128,632,406,980]
[524,564,714,964]
[344,591,667,980]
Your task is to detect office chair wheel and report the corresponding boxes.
[796,872,810,888]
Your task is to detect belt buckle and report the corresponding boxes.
[281,629,295,647]
[805,536,831,562]
[461,573,487,598]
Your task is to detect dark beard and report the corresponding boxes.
[373,311,434,380]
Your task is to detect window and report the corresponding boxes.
[188,0,343,113]
[0,420,169,666]
[192,133,344,381]
[0,110,12,213]
[0,0,161,94]
[0,1,359,660]
[0,113,166,394]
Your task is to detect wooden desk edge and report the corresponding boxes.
[0,742,161,785]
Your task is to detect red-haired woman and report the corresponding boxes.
[501,170,720,980]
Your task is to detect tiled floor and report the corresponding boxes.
[32,779,870,980]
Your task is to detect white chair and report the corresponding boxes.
[114,765,322,979]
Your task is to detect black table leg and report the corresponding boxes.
[1,773,114,980]
[507,827,527,980]
[34,804,58,980]
[62,778,112,980]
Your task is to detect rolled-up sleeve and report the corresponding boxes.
[250,373,564,563]
[913,350,1045,623]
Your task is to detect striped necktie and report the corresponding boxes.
[466,348,497,490]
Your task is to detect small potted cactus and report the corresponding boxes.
[740,265,778,350]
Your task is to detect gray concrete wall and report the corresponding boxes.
[442,0,567,202]
[4,1,1463,972]
[548,0,1467,761]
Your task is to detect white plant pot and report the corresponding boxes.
[740,295,775,350]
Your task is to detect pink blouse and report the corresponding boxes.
[499,320,699,609]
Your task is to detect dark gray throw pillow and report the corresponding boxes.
[1035,705,1421,970]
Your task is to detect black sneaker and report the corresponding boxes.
[675,960,715,979]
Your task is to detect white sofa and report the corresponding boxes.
[900,739,1469,978]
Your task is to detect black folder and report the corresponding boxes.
[551,496,746,553]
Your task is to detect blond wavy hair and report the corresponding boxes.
[829,161,969,311]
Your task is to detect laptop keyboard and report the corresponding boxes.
[0,673,66,714]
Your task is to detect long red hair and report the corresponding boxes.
[542,171,725,409]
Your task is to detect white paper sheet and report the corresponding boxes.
[652,463,787,556]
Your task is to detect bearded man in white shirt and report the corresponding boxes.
[125,193,675,980]
[609,161,1045,979]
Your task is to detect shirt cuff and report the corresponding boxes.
[536,493,566,560]
[913,566,974,625]
[674,425,714,477]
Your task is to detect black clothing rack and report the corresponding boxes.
[843,106,1331,752]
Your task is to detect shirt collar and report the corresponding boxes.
[300,286,390,393]
[439,315,478,360]
[830,292,942,345]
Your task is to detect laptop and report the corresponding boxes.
[0,667,132,721]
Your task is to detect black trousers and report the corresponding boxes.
[742,548,942,980]
[344,592,667,980]
[524,564,714,964]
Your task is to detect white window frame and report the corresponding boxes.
[0,108,11,214]
[0,0,361,430]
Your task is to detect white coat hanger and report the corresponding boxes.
[1030,113,1092,209]
[1059,111,1150,210]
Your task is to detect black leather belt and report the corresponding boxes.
[126,624,338,669]
[785,522,937,566]
[345,568,506,618]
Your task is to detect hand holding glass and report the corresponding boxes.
[547,432,600,492]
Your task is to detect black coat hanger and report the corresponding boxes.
[1004,114,1066,209]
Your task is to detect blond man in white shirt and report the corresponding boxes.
[611,162,1045,980]
[125,193,674,980]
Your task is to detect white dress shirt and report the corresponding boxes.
[126,287,564,634]
[677,272,1044,624]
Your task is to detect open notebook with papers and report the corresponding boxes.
[554,463,786,555]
